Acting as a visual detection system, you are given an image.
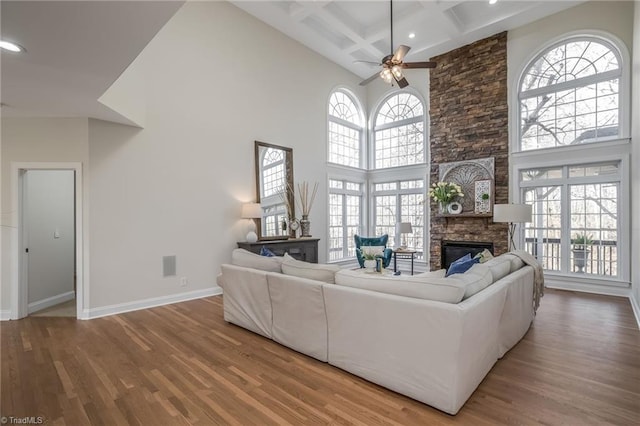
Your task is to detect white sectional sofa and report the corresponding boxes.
[217,249,536,415]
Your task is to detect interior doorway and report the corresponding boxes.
[23,170,76,316]
[10,162,84,320]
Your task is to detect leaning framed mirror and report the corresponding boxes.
[254,141,294,240]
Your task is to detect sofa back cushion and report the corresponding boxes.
[334,269,465,303]
[231,248,283,272]
[446,263,493,299]
[504,253,525,272]
[281,253,341,283]
[484,256,511,282]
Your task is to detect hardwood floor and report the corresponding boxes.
[2,289,639,425]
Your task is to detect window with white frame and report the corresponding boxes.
[521,162,620,278]
[519,37,622,151]
[373,93,425,169]
[328,90,363,168]
[328,179,363,261]
[260,147,287,237]
[515,34,629,285]
[326,89,427,263]
[372,179,425,259]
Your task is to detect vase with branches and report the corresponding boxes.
[295,181,318,237]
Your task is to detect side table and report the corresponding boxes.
[393,249,416,275]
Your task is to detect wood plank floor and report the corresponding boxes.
[2,289,639,425]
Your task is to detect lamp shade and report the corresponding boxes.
[493,204,532,223]
[241,202,262,219]
[396,222,413,234]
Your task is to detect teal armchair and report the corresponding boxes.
[354,234,393,268]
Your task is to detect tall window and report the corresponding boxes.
[373,93,425,169]
[327,89,427,263]
[328,179,363,261]
[328,90,363,168]
[515,34,629,285]
[521,162,620,278]
[260,148,287,237]
[372,179,425,259]
[519,37,622,151]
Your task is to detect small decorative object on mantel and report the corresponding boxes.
[295,181,318,237]
[475,180,491,214]
[428,181,464,214]
[448,201,462,215]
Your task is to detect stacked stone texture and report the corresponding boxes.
[429,32,509,270]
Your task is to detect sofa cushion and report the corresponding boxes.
[446,254,480,277]
[504,254,525,272]
[484,256,511,282]
[231,248,283,272]
[473,249,494,263]
[281,253,341,283]
[447,263,493,299]
[334,269,465,303]
[260,246,277,257]
[414,269,447,279]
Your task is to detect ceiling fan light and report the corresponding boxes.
[391,64,403,79]
[380,68,393,84]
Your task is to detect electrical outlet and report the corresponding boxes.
[179,277,188,287]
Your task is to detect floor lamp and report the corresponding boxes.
[493,204,532,251]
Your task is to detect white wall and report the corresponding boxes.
[0,118,88,313]
[87,2,365,309]
[24,170,75,306]
[631,2,640,322]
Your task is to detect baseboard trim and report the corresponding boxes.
[0,310,11,321]
[630,293,640,330]
[545,280,630,298]
[83,287,222,320]
[28,291,75,315]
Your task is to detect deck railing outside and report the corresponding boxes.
[525,237,618,277]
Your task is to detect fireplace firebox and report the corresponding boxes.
[441,240,494,269]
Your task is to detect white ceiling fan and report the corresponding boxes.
[359,0,436,88]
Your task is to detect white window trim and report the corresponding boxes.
[327,86,366,169]
[511,144,630,287]
[509,31,631,291]
[511,30,631,156]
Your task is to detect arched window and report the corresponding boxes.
[373,93,425,169]
[514,34,629,286]
[519,37,622,151]
[328,90,363,168]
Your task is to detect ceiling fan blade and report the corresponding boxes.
[354,60,381,66]
[394,75,409,89]
[402,61,437,69]
[392,45,411,63]
[360,72,380,86]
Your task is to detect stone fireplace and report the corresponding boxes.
[429,32,509,269]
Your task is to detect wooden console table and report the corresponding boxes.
[237,238,320,263]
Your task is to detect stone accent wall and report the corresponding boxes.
[429,32,509,270]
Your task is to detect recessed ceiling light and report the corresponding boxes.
[0,40,24,53]
[489,0,498,4]
[409,33,416,39]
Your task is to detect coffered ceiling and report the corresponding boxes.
[233,1,585,81]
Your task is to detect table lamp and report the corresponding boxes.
[395,222,413,249]
[493,204,532,251]
[241,202,262,243]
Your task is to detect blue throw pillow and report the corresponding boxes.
[446,253,479,277]
[260,246,276,257]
